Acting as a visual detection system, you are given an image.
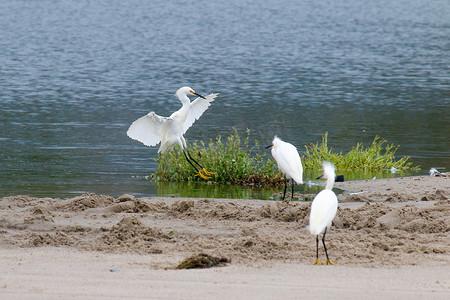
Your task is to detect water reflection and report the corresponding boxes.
[155,179,347,201]
[154,168,417,200]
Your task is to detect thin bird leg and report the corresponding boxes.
[185,147,204,169]
[186,158,211,180]
[185,148,216,177]
[322,227,335,265]
[183,151,209,180]
[313,235,321,265]
[282,176,288,201]
[183,149,213,180]
[182,149,211,179]
[183,150,200,172]
[291,179,295,202]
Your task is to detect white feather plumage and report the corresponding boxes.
[126,87,218,153]
[270,136,303,184]
[309,162,338,235]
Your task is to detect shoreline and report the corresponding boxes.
[0,175,449,298]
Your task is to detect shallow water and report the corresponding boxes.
[0,0,448,198]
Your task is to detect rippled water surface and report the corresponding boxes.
[0,0,448,198]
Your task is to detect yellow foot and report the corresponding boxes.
[201,168,216,176]
[312,259,322,265]
[323,259,336,265]
[194,169,212,180]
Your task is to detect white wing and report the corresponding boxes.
[183,93,218,134]
[127,112,169,147]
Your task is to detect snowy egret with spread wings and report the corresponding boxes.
[127,87,218,179]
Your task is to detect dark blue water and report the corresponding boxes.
[1,0,449,198]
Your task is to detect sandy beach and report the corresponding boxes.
[0,175,449,299]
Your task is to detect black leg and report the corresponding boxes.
[313,235,320,264]
[183,147,215,179]
[322,227,335,264]
[316,235,319,261]
[322,227,329,261]
[183,149,199,172]
[282,176,288,201]
[185,147,204,170]
[291,179,295,202]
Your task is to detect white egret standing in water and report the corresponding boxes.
[309,161,338,265]
[127,87,218,179]
[266,136,303,201]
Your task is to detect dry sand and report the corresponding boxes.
[0,175,449,299]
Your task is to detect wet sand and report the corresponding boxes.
[0,175,449,299]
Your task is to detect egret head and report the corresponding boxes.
[316,161,336,180]
[176,86,205,99]
[265,136,282,149]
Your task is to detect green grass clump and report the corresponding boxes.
[302,132,419,172]
[153,130,419,184]
[153,129,282,185]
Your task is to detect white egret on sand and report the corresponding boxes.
[429,167,447,177]
[266,136,303,201]
[309,161,338,265]
[127,87,218,180]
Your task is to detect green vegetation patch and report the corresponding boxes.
[154,129,283,185]
[302,132,419,172]
[153,130,419,184]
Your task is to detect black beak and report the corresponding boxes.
[265,144,273,149]
[316,174,345,181]
[193,92,206,99]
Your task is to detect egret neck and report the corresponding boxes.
[325,174,335,190]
